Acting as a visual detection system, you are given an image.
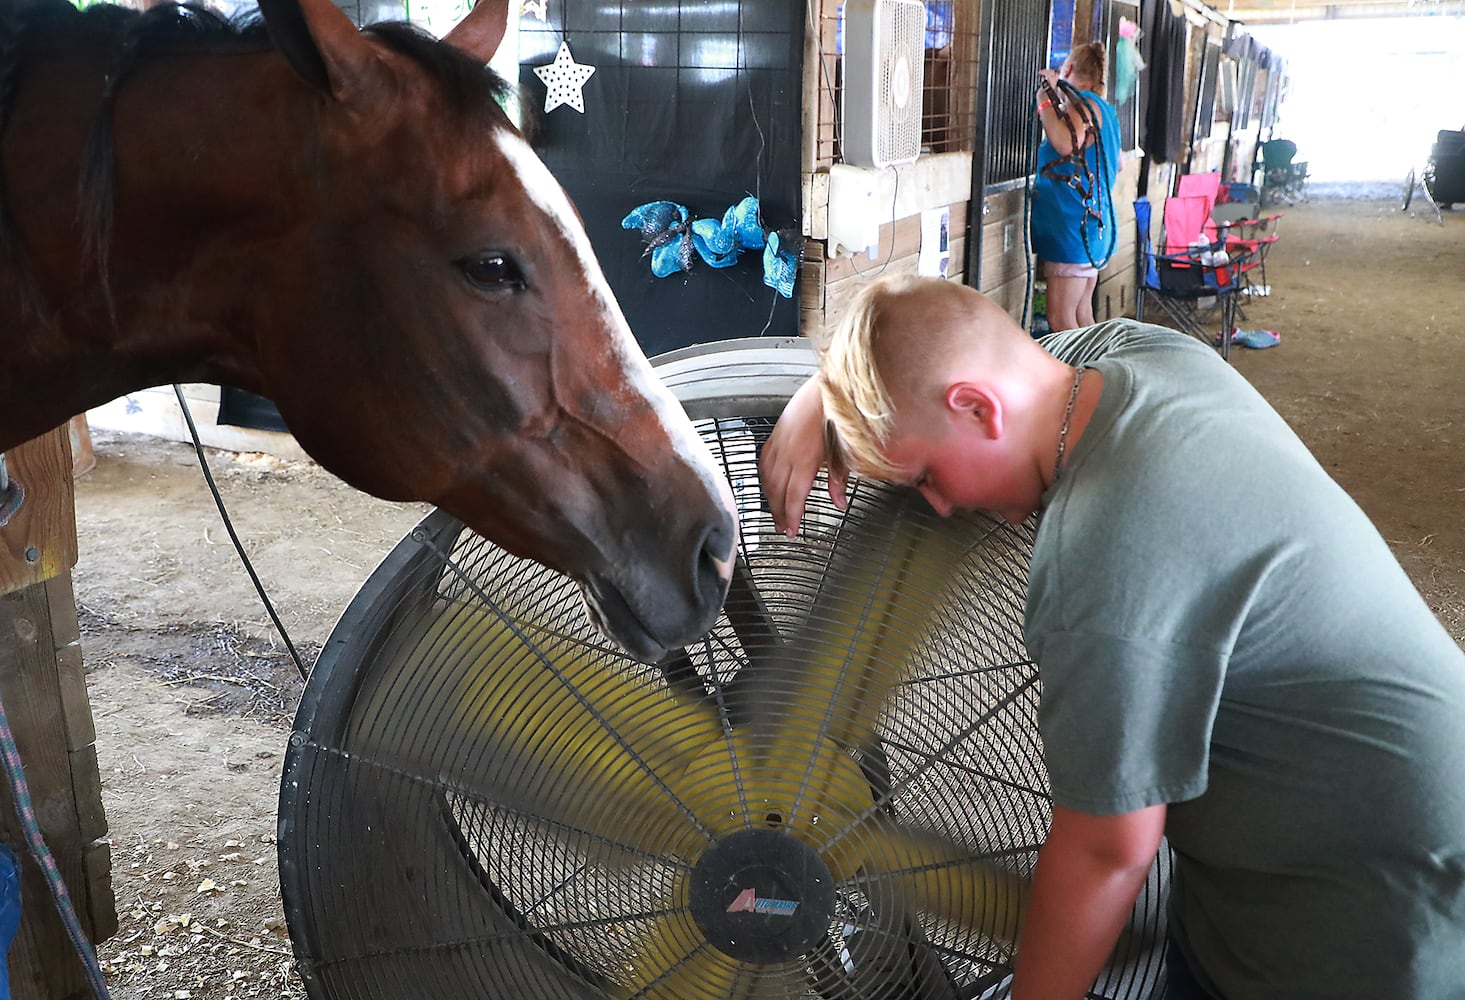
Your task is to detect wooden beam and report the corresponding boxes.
[0,428,77,598]
[1224,0,1439,22]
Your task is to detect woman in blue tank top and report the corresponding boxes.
[1031,43,1121,332]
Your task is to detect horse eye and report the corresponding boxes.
[458,253,525,290]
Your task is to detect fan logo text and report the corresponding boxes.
[726,888,799,917]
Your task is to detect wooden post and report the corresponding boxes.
[0,427,116,999]
[1,428,77,596]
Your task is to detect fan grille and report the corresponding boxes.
[281,357,1169,999]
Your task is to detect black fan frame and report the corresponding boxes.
[278,338,1171,1000]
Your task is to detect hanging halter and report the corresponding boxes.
[1037,77,1115,269]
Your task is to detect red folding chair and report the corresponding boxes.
[1179,172,1281,300]
[1212,203,1281,299]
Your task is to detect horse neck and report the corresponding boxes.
[2,37,312,451]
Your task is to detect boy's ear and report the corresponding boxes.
[945,382,1003,439]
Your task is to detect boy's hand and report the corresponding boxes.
[759,376,849,537]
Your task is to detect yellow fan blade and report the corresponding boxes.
[850,816,1028,946]
[615,903,745,1000]
[734,491,976,750]
[671,730,875,843]
[609,736,869,998]
[346,602,724,859]
[854,818,1161,972]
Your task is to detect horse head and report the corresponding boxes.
[250,0,736,661]
[1,0,735,661]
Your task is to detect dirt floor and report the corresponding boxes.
[75,447,427,998]
[1225,198,1465,644]
[64,197,1463,997]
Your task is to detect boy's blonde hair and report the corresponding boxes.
[819,280,898,480]
[819,275,1011,481]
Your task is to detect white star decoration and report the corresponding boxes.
[534,42,596,114]
[521,0,547,20]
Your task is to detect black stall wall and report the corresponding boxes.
[519,1,804,356]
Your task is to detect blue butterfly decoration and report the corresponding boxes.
[621,196,799,298]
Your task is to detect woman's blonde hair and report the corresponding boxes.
[1068,41,1108,96]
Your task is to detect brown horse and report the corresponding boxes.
[0,0,736,660]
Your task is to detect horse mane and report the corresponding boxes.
[0,0,514,318]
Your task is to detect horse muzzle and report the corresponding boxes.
[579,510,735,662]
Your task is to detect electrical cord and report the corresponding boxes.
[172,385,309,681]
[847,165,900,278]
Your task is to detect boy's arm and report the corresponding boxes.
[1012,803,1167,1000]
[758,375,849,536]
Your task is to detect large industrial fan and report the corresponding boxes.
[278,339,1170,999]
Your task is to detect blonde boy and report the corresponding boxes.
[760,274,1465,999]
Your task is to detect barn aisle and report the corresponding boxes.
[1223,198,1465,645]
[75,440,425,998]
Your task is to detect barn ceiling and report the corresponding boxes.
[1218,0,1463,23]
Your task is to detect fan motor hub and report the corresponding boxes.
[689,828,836,963]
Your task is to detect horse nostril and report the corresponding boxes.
[696,512,736,607]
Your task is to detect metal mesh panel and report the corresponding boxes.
[982,0,1050,186]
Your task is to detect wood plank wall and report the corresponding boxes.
[801,150,1143,337]
[802,199,972,344]
[1095,154,1143,324]
[0,428,116,1000]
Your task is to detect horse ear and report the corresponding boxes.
[442,0,510,63]
[257,0,381,98]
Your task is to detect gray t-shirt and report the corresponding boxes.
[1028,321,1465,998]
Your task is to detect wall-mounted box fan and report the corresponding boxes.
[842,0,926,169]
